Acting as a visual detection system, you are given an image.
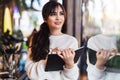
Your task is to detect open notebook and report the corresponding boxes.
[45,47,84,71]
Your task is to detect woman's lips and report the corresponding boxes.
[54,22,61,25]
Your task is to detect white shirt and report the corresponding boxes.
[25,34,79,80]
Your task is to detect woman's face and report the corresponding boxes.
[45,6,65,31]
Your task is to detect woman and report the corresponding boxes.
[25,1,79,80]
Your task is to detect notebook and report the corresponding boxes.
[45,47,84,71]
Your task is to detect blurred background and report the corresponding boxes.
[0,0,120,80]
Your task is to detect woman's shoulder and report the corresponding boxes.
[88,34,104,42]
[87,34,103,50]
[89,34,102,39]
[88,34,116,42]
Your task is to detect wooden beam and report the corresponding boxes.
[74,0,83,46]
[66,0,74,36]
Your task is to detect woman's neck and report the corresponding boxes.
[50,32,63,36]
[50,30,63,36]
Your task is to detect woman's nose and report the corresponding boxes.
[56,14,60,19]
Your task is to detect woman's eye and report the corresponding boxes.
[49,11,64,16]
[50,13,56,16]
[60,12,64,15]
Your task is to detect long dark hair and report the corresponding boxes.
[30,1,66,62]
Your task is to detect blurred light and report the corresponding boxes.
[23,37,28,42]
[13,5,20,30]
[32,0,41,10]
[4,7,12,35]
[25,0,31,8]
[57,0,63,4]
[13,5,20,19]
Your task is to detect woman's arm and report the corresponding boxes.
[25,48,47,80]
[87,48,117,80]
[61,63,79,80]
[87,37,106,80]
[87,53,106,80]
[58,38,79,80]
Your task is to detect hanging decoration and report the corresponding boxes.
[4,7,12,35]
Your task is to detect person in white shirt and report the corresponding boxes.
[25,1,79,80]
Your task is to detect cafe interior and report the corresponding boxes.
[0,0,120,80]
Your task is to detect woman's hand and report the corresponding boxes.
[58,48,75,69]
[95,49,110,69]
[52,47,61,54]
[95,49,117,69]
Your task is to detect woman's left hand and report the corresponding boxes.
[57,48,75,69]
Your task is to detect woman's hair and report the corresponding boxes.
[30,1,66,62]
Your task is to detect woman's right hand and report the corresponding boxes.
[58,48,75,69]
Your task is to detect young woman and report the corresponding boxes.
[25,1,79,80]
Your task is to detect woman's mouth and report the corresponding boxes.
[54,22,62,25]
